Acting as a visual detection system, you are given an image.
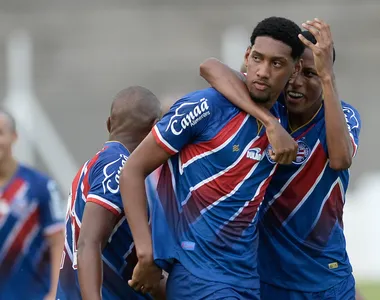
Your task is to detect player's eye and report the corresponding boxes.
[252,55,261,62]
[273,61,282,68]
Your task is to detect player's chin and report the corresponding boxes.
[249,90,271,104]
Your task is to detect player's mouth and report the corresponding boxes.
[286,91,305,103]
[253,81,270,91]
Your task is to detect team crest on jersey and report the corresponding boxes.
[102,154,128,194]
[165,97,210,136]
[246,147,263,161]
[265,140,311,165]
[342,106,359,132]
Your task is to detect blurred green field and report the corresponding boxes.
[357,282,380,300]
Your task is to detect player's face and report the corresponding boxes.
[245,36,298,106]
[0,114,16,162]
[285,48,323,114]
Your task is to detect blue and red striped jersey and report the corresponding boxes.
[151,88,278,289]
[0,165,63,300]
[258,101,361,292]
[57,141,153,300]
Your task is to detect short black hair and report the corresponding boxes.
[301,30,336,63]
[0,108,16,132]
[250,16,305,60]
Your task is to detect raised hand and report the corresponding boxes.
[299,18,334,80]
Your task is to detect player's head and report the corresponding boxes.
[0,109,17,162]
[285,30,336,115]
[107,86,161,147]
[244,16,304,106]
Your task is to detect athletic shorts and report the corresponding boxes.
[260,274,356,300]
[166,262,259,300]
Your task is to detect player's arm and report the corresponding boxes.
[300,19,355,170]
[77,202,118,300]
[120,134,170,294]
[200,58,298,164]
[39,180,65,300]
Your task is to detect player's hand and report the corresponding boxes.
[266,119,298,164]
[128,257,162,295]
[43,291,56,300]
[299,18,334,80]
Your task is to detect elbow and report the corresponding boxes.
[329,156,352,171]
[199,57,219,77]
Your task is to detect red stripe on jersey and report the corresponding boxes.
[182,134,269,224]
[86,196,120,216]
[70,167,83,211]
[1,207,39,272]
[306,182,342,246]
[82,154,100,198]
[156,163,179,227]
[269,142,327,225]
[152,127,177,155]
[1,177,25,205]
[220,165,276,238]
[180,112,247,166]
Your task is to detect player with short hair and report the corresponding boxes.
[200,18,360,300]
[56,86,165,300]
[0,109,64,300]
[120,16,305,299]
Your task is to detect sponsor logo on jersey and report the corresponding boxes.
[265,140,311,165]
[165,97,210,136]
[246,147,263,161]
[102,154,128,194]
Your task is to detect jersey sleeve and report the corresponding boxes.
[320,103,361,158]
[342,105,361,157]
[152,91,215,154]
[86,153,128,216]
[39,179,65,236]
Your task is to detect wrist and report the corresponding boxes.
[319,72,335,84]
[262,116,280,131]
[136,248,154,263]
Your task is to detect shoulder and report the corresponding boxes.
[19,164,52,187]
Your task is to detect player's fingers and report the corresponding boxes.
[309,19,332,42]
[301,22,321,43]
[128,278,142,291]
[298,34,317,51]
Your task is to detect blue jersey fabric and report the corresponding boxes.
[258,101,361,292]
[151,88,278,289]
[0,165,63,300]
[57,142,153,300]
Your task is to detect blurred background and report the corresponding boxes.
[0,0,379,298]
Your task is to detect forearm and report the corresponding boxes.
[48,232,64,296]
[322,74,353,169]
[200,58,277,127]
[120,168,152,261]
[77,242,103,300]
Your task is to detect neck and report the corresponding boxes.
[0,156,18,183]
[288,99,322,131]
[108,134,143,153]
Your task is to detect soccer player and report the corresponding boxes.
[200,19,361,300]
[56,87,165,300]
[0,109,64,300]
[120,17,305,299]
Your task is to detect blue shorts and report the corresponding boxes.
[166,263,259,300]
[260,274,356,300]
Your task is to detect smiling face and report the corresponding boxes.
[285,48,323,114]
[245,36,298,107]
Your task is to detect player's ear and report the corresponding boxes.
[106,117,111,133]
[244,46,251,69]
[11,130,18,144]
